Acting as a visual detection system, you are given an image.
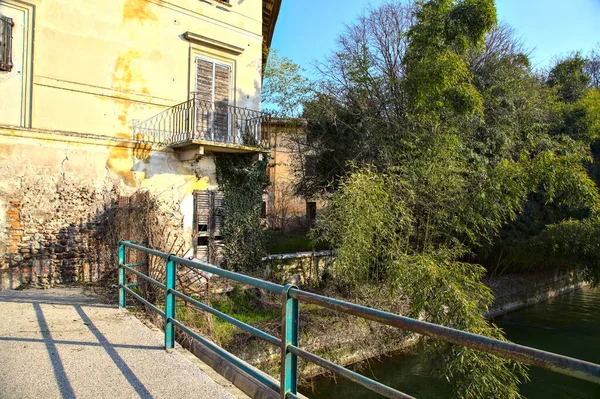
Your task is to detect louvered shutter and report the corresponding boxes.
[196,59,213,137]
[195,58,231,142]
[0,15,14,72]
[193,190,225,264]
[195,59,213,103]
[213,65,230,142]
[194,191,211,261]
[209,191,225,264]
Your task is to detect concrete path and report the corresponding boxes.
[0,288,236,399]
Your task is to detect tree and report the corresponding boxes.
[585,43,600,89]
[306,1,538,397]
[303,0,600,397]
[547,53,590,103]
[262,49,312,119]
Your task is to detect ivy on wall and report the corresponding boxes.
[215,152,269,272]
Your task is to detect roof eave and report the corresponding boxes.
[262,0,283,77]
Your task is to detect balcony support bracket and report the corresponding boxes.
[178,145,205,162]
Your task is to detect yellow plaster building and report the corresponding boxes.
[0,0,281,289]
[267,119,327,230]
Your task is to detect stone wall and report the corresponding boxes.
[1,193,105,289]
[262,250,334,286]
[0,126,217,290]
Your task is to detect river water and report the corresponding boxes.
[306,286,600,398]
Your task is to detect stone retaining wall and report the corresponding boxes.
[262,250,334,286]
[0,126,217,290]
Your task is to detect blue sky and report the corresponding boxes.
[270,0,600,75]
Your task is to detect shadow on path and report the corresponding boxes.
[1,290,156,399]
[33,302,77,399]
[74,304,154,398]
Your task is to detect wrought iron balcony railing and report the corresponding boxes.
[133,93,270,148]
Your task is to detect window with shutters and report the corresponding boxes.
[195,57,231,142]
[193,190,225,264]
[0,15,14,72]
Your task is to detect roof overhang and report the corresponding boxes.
[262,0,282,74]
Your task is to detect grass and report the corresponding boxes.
[177,284,281,347]
[264,229,330,254]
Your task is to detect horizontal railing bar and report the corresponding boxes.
[125,283,141,288]
[290,289,600,385]
[123,263,146,268]
[171,289,281,347]
[120,241,170,259]
[171,255,286,294]
[170,318,281,393]
[288,345,414,399]
[286,393,302,399]
[133,99,193,126]
[120,242,600,393]
[122,265,166,291]
[121,285,166,318]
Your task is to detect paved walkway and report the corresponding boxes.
[0,288,237,399]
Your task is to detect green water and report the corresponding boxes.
[306,286,600,398]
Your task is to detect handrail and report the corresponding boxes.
[117,240,600,398]
[132,96,270,148]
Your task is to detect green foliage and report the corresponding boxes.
[262,50,313,118]
[299,0,600,397]
[264,229,329,254]
[313,168,414,288]
[210,285,280,345]
[531,150,600,211]
[481,147,600,274]
[313,168,527,398]
[547,54,591,103]
[505,218,600,285]
[274,1,600,398]
[389,254,528,399]
[551,88,600,141]
[404,0,496,119]
[547,55,600,142]
[215,153,269,272]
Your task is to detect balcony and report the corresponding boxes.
[133,94,270,158]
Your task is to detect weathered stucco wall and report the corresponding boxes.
[0,0,272,289]
[0,126,217,289]
[1,0,264,134]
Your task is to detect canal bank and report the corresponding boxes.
[484,270,588,318]
[306,281,600,399]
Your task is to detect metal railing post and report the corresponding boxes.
[118,241,126,308]
[165,255,176,350]
[280,284,299,399]
[191,92,198,141]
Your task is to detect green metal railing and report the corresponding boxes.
[118,241,600,399]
